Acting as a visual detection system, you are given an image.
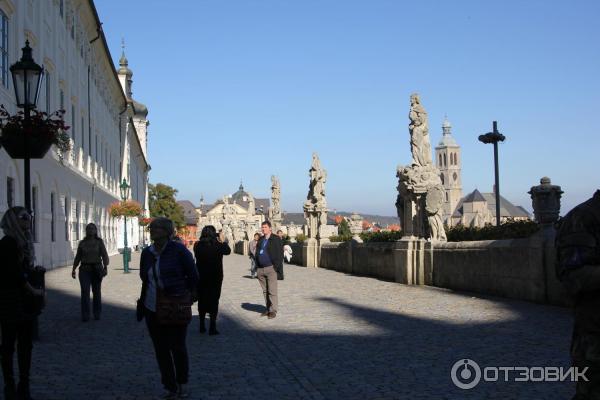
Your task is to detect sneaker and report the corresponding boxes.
[268,311,277,319]
[177,383,189,398]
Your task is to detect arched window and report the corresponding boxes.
[446,192,449,202]
[440,173,445,185]
[454,153,458,165]
[439,154,443,166]
[443,153,447,166]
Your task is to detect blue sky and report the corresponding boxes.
[96,0,599,216]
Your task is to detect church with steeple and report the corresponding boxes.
[435,117,463,226]
[434,117,530,227]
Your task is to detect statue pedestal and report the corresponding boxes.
[394,239,432,285]
[303,238,319,268]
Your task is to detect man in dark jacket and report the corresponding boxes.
[254,221,283,319]
[556,190,600,399]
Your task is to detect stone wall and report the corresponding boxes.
[431,231,568,305]
[310,229,569,306]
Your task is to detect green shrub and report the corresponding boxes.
[329,234,353,242]
[446,219,539,242]
[360,230,403,242]
[338,219,352,236]
[295,233,307,243]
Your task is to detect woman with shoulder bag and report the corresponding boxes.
[0,207,44,400]
[71,223,109,322]
[139,217,199,400]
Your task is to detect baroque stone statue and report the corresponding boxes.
[304,152,328,239]
[269,175,282,224]
[397,94,446,241]
[409,93,433,167]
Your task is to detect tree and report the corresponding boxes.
[148,183,186,230]
[338,219,352,236]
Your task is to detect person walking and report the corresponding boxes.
[248,233,260,278]
[0,207,44,400]
[139,217,199,399]
[71,223,109,322]
[254,221,283,319]
[193,226,231,335]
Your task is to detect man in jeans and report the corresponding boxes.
[254,221,283,319]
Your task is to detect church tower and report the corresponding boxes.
[435,117,463,226]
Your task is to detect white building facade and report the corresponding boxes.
[0,0,149,268]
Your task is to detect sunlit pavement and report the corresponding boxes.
[32,251,574,399]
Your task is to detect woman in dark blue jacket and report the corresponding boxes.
[139,217,198,400]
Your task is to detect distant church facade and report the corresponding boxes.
[435,119,530,227]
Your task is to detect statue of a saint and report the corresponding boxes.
[409,93,433,167]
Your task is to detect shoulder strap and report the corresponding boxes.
[149,251,160,287]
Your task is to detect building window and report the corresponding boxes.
[59,0,64,18]
[81,117,85,152]
[31,186,38,242]
[440,173,445,185]
[75,200,80,240]
[439,154,442,167]
[50,192,56,242]
[64,196,70,241]
[60,89,64,110]
[443,153,447,167]
[71,105,76,141]
[0,11,7,87]
[6,176,14,208]
[45,72,51,112]
[446,192,449,202]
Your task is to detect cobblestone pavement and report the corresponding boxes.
[28,251,575,400]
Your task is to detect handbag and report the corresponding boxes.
[24,265,46,316]
[150,255,192,325]
[136,281,147,322]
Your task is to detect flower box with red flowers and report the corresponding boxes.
[0,105,70,159]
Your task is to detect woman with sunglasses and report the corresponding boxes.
[0,207,44,400]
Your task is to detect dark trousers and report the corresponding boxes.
[79,268,102,320]
[1,319,33,390]
[144,308,189,392]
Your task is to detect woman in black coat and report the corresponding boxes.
[0,206,44,400]
[193,225,231,335]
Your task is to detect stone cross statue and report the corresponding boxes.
[409,93,433,167]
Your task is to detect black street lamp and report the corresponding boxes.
[119,178,131,273]
[478,121,506,226]
[10,41,44,215]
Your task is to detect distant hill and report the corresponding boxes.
[282,211,398,227]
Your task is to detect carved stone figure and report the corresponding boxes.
[409,93,433,167]
[397,94,446,241]
[269,175,282,225]
[303,153,328,239]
